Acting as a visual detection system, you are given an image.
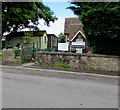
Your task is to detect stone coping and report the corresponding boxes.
[36,51,120,58]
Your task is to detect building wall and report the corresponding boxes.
[6,36,39,48]
[24,37,39,49]
[6,36,22,48]
[40,33,48,50]
[5,33,48,50]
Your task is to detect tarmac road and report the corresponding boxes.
[1,66,119,108]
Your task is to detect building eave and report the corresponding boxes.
[70,30,86,42]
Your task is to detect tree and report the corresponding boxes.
[68,2,120,55]
[58,33,65,43]
[2,2,57,34]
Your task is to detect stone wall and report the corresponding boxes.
[2,49,16,62]
[2,48,33,63]
[36,52,120,72]
[2,49,120,72]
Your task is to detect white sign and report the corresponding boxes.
[72,42,85,46]
[72,45,85,49]
[71,41,85,49]
[58,43,69,51]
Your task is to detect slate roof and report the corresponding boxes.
[64,17,83,41]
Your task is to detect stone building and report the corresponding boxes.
[64,17,83,42]
[64,17,86,53]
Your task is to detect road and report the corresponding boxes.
[1,66,118,108]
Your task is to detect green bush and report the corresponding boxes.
[14,49,22,57]
[40,62,72,69]
[0,50,2,61]
[0,50,2,56]
[21,57,32,63]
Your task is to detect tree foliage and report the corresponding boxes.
[68,2,120,55]
[2,2,57,34]
[58,33,65,43]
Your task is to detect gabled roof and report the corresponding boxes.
[70,30,86,42]
[64,17,83,38]
[5,30,47,37]
[64,17,83,33]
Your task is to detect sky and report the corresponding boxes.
[43,2,77,18]
[4,2,77,36]
[37,2,77,36]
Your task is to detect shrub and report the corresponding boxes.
[14,48,22,58]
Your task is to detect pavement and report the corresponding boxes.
[1,61,120,79]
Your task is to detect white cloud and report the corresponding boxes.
[17,17,65,36]
[38,16,65,36]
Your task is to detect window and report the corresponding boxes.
[76,39,83,42]
[45,36,46,43]
[52,39,55,44]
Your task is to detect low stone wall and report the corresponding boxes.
[2,48,33,63]
[2,49,21,63]
[2,49,15,62]
[36,52,120,72]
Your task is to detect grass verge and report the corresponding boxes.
[38,62,73,69]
